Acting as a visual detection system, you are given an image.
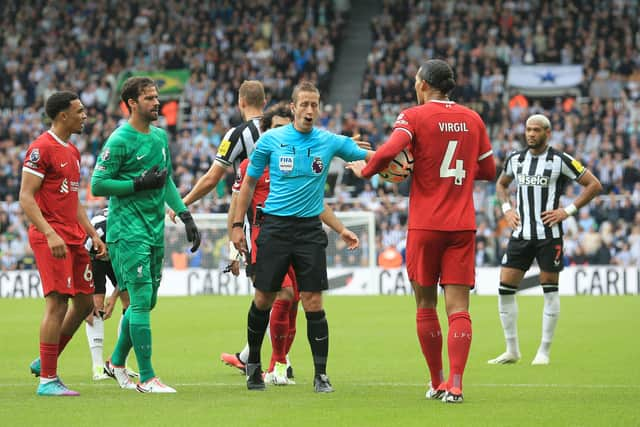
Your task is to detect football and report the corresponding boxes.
[378,148,414,183]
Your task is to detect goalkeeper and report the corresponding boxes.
[91,76,201,394]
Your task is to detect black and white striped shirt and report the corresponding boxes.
[214,117,262,173]
[504,147,586,240]
[85,209,108,260]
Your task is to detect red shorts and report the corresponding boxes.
[29,230,94,297]
[281,265,300,301]
[406,230,476,287]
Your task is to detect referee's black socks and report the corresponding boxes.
[306,310,329,376]
[247,301,270,364]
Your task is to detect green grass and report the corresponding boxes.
[1,295,638,427]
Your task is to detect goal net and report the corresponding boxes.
[164,211,376,271]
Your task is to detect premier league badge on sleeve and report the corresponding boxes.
[29,148,40,163]
[101,148,110,161]
[312,157,323,174]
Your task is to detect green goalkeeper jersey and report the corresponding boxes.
[92,122,183,246]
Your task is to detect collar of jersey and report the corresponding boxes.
[47,130,69,147]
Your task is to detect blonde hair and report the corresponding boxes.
[238,80,265,108]
[526,114,551,129]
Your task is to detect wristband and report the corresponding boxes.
[501,202,512,214]
[563,203,577,216]
[232,222,244,228]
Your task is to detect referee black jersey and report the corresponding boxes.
[214,117,262,173]
[503,147,586,240]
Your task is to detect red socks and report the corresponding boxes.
[447,311,472,391]
[416,308,443,388]
[285,301,298,355]
[40,343,58,379]
[269,299,292,371]
[57,334,72,355]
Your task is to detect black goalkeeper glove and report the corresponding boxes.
[178,211,201,252]
[133,165,167,191]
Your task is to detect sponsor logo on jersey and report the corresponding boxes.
[218,139,231,157]
[101,148,110,161]
[60,162,68,167]
[518,174,549,186]
[136,154,146,160]
[312,157,324,173]
[30,149,40,163]
[279,155,293,172]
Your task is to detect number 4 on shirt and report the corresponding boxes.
[440,140,466,185]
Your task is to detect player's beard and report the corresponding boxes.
[142,108,159,123]
[527,134,547,151]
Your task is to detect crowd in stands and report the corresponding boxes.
[2,0,640,270]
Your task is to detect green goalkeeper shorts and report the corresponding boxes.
[109,241,164,291]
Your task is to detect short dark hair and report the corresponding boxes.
[239,80,265,108]
[260,103,293,132]
[45,91,79,120]
[121,76,157,112]
[418,59,456,95]
[291,81,320,104]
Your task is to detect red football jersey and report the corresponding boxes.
[380,100,493,231]
[22,131,86,244]
[233,158,271,263]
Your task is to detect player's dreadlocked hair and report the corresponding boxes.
[260,102,294,132]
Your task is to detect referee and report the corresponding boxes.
[231,81,373,392]
[489,114,602,366]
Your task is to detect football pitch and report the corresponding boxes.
[1,295,638,427]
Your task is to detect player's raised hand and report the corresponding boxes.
[340,227,360,250]
[346,160,366,178]
[178,211,201,252]
[133,165,167,191]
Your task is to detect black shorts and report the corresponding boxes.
[501,238,564,272]
[253,214,328,293]
[92,259,118,295]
